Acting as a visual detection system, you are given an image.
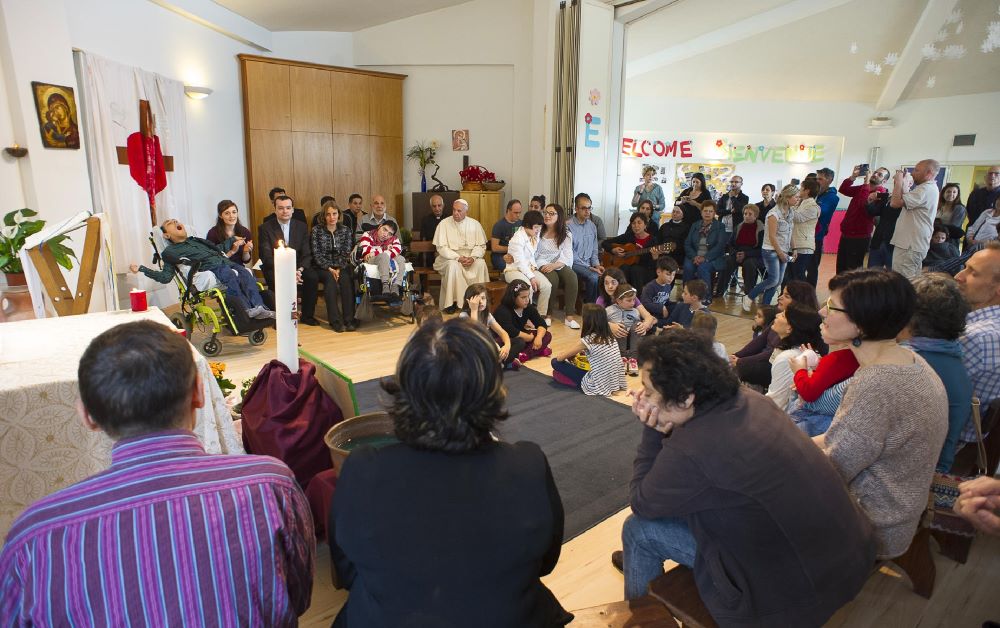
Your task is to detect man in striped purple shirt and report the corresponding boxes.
[0,321,315,626]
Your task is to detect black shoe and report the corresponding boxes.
[345,322,357,331]
[611,550,624,574]
[443,305,459,314]
[331,322,345,332]
[300,317,319,326]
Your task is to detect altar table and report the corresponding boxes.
[0,307,243,540]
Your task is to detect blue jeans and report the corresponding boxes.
[622,514,697,600]
[210,264,264,309]
[867,243,893,269]
[791,252,813,281]
[551,358,585,389]
[572,262,600,303]
[682,258,714,293]
[491,252,507,272]
[747,249,786,305]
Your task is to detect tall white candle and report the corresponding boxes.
[274,240,299,373]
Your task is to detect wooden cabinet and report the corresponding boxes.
[240,55,405,233]
[460,191,505,231]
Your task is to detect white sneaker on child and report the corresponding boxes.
[564,318,580,330]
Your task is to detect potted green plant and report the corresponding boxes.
[405,140,439,193]
[0,209,76,285]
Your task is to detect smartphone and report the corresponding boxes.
[859,163,870,175]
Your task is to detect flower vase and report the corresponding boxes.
[420,171,427,193]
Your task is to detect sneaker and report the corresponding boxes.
[628,358,639,376]
[247,306,264,319]
[741,295,753,313]
[564,318,581,330]
[540,347,552,357]
[611,550,624,573]
[508,358,521,371]
[544,317,552,328]
[262,308,276,319]
[518,351,530,363]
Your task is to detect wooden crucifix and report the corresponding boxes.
[116,100,173,227]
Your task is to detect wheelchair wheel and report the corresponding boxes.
[169,312,192,339]
[248,328,267,346]
[202,338,223,357]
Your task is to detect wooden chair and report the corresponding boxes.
[569,596,677,627]
[646,565,718,628]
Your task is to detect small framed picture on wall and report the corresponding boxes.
[452,129,469,151]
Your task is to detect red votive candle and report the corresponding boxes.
[129,289,147,312]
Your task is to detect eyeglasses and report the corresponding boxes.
[543,211,559,217]
[577,205,592,210]
[824,297,847,313]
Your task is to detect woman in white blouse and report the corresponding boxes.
[503,209,552,321]
[535,204,581,329]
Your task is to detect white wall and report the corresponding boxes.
[354,0,548,227]
[0,55,25,212]
[63,1,352,238]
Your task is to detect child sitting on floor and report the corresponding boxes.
[752,305,778,338]
[605,283,656,376]
[551,304,627,395]
[460,283,519,370]
[785,341,859,436]
[665,279,709,328]
[640,256,679,329]
[691,311,727,360]
[493,279,552,363]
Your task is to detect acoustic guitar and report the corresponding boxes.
[601,242,676,268]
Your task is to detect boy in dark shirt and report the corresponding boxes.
[640,256,679,329]
[665,279,708,329]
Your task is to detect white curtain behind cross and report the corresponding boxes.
[75,51,193,307]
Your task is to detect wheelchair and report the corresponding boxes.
[147,233,274,357]
[351,245,418,324]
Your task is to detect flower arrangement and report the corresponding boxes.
[1,208,76,275]
[209,362,236,396]
[458,165,497,183]
[405,140,439,174]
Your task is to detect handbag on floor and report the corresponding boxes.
[925,398,987,537]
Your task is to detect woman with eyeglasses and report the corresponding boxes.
[814,268,947,560]
[534,204,581,328]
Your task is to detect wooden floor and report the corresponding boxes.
[198,256,999,627]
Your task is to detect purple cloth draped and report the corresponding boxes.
[241,359,342,489]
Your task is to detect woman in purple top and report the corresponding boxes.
[206,199,253,264]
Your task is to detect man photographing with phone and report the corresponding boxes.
[889,159,941,279]
[837,164,890,273]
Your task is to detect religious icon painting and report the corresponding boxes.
[31,82,80,149]
[452,129,469,151]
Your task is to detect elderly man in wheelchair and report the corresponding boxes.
[129,218,274,319]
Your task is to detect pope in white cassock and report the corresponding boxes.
[432,199,490,309]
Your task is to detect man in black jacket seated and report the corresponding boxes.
[258,195,320,325]
[621,331,875,626]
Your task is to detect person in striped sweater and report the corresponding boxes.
[0,321,315,626]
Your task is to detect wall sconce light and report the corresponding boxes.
[4,143,27,158]
[184,86,213,100]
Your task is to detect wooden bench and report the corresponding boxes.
[646,565,718,628]
[569,595,677,627]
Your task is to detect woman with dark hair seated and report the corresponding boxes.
[682,200,727,302]
[730,280,819,388]
[601,211,660,289]
[311,201,356,332]
[328,318,571,627]
[765,301,826,412]
[899,272,972,472]
[621,330,875,625]
[714,203,764,298]
[206,199,253,264]
[816,269,948,559]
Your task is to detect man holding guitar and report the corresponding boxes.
[601,212,673,290]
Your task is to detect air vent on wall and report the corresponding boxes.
[953,134,976,147]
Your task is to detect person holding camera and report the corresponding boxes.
[837,164,889,273]
[889,159,941,280]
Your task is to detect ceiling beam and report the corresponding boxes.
[148,0,272,51]
[874,0,959,112]
[625,0,852,78]
[614,0,681,25]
